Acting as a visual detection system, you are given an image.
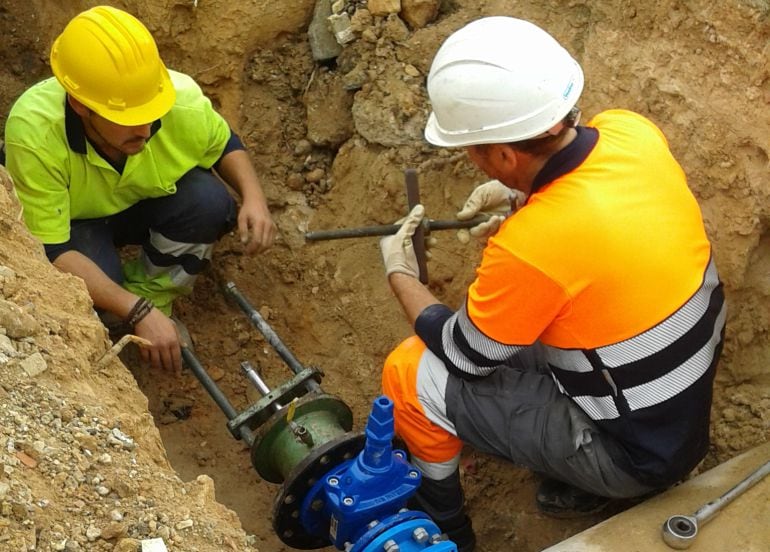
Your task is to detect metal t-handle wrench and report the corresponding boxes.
[662,458,770,549]
[405,168,429,284]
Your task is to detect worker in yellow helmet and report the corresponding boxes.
[378,17,725,550]
[3,6,276,372]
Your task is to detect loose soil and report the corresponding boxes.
[0,1,768,551]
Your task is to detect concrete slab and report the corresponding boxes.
[544,442,770,552]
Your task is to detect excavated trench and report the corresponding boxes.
[1,1,769,551]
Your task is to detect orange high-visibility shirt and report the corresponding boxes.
[468,110,712,348]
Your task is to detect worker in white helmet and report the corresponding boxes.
[378,16,725,550]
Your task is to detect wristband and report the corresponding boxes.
[124,297,154,327]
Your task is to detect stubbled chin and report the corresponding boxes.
[122,142,147,155]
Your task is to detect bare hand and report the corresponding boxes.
[133,309,183,373]
[238,197,276,254]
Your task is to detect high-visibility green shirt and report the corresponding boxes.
[4,70,231,244]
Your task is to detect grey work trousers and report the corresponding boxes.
[442,345,654,498]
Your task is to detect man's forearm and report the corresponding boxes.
[53,250,138,319]
[214,148,275,253]
[387,273,441,326]
[215,149,267,204]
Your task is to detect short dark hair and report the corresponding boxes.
[506,106,580,155]
[505,125,571,155]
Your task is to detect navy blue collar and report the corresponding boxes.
[530,126,599,194]
[64,99,88,154]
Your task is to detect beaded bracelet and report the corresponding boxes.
[124,297,154,327]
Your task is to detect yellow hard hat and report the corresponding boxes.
[50,5,175,126]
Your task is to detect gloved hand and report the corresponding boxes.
[379,204,425,278]
[457,180,524,240]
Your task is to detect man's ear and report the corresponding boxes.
[497,144,519,171]
[67,95,90,117]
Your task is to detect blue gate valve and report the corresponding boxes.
[300,395,457,551]
[184,284,458,551]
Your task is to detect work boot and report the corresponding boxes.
[408,469,476,552]
[536,478,610,518]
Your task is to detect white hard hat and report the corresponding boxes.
[424,16,584,147]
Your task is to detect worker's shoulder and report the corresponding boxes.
[167,69,212,108]
[588,109,669,146]
[589,109,667,134]
[8,77,63,118]
[168,69,201,91]
[588,109,659,130]
[6,77,65,145]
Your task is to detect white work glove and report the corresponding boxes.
[379,204,425,278]
[457,180,524,240]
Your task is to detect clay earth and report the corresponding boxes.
[0,1,768,551]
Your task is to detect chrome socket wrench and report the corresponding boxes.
[662,459,770,549]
